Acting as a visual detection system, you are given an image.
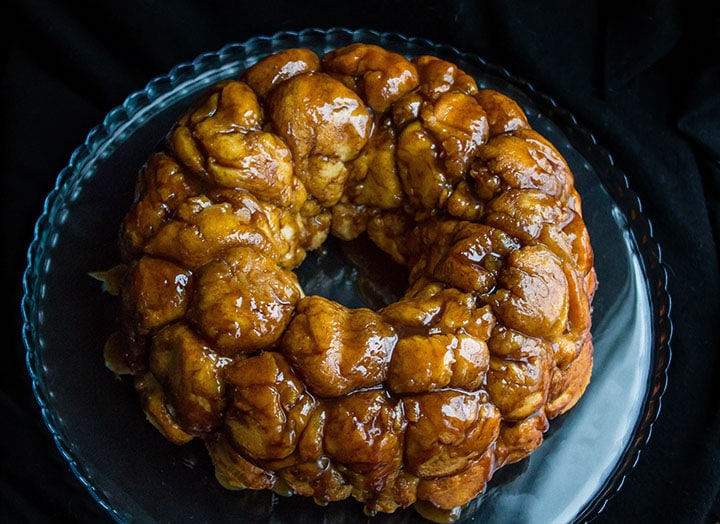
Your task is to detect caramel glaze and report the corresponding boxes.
[106,43,598,520]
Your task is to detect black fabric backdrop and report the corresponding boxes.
[2,0,719,523]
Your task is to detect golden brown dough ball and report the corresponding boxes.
[281,296,397,398]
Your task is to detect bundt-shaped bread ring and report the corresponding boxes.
[104,43,597,521]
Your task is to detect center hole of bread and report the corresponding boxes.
[294,234,409,310]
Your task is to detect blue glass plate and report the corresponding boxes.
[22,27,671,524]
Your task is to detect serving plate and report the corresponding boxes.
[21,27,671,523]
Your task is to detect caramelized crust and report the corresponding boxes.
[281,296,397,398]
[106,43,597,519]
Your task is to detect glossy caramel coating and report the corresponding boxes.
[281,296,397,398]
[106,43,597,519]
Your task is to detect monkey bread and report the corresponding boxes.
[101,43,597,522]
